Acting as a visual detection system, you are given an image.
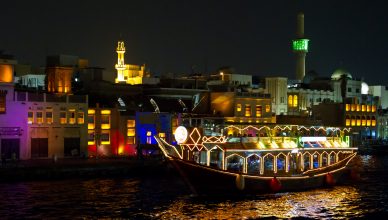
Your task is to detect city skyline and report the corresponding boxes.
[1,0,388,85]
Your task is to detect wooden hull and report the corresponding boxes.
[167,155,355,195]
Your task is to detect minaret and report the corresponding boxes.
[292,12,309,81]
[115,41,126,83]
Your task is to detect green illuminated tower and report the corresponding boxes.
[292,12,309,81]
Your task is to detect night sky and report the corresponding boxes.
[1,0,388,85]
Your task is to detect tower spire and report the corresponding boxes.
[115,41,126,82]
[292,12,309,81]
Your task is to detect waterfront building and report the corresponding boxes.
[264,77,288,115]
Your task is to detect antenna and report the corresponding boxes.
[150,98,160,113]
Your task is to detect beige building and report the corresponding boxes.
[265,77,288,115]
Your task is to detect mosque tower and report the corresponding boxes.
[115,41,126,83]
[292,12,309,81]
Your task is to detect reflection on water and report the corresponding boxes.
[0,154,387,219]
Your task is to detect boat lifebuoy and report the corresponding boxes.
[325,172,336,186]
[269,177,282,192]
[235,174,245,191]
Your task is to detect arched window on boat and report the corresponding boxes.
[329,151,337,165]
[312,152,320,169]
[263,153,275,175]
[321,151,329,167]
[226,154,245,173]
[276,153,288,174]
[247,154,261,175]
[345,115,350,126]
[303,152,311,171]
[209,145,224,169]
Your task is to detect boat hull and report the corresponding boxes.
[168,156,354,195]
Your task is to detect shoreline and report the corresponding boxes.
[0,157,170,182]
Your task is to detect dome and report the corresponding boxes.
[361,82,369,95]
[331,68,352,80]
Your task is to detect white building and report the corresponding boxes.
[369,85,388,109]
[264,77,287,115]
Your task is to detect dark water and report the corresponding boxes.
[0,155,388,219]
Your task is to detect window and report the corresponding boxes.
[236,103,242,112]
[361,116,366,126]
[88,130,95,145]
[88,109,95,129]
[28,111,33,124]
[288,95,293,106]
[245,104,251,117]
[77,112,84,124]
[127,120,136,144]
[356,105,360,112]
[348,88,352,92]
[0,94,5,113]
[356,116,361,126]
[351,104,356,111]
[36,111,43,124]
[69,109,76,124]
[256,105,262,117]
[351,116,356,126]
[293,95,298,107]
[367,105,371,112]
[159,132,166,141]
[101,130,110,144]
[265,105,271,113]
[46,107,53,124]
[371,116,376,126]
[345,115,350,126]
[101,110,111,129]
[280,97,284,104]
[60,111,67,124]
[356,88,360,93]
[372,105,376,112]
[366,116,371,126]
[362,105,366,112]
[146,131,152,144]
[345,104,350,111]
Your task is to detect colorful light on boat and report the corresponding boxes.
[174,126,188,144]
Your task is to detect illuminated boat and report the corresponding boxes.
[155,124,357,195]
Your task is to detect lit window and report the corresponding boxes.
[371,117,376,126]
[288,95,293,106]
[245,104,251,117]
[88,130,95,145]
[146,131,152,144]
[361,105,366,112]
[293,95,298,107]
[127,119,136,144]
[351,104,356,111]
[28,111,33,124]
[372,105,376,112]
[345,104,350,111]
[127,119,135,128]
[60,111,67,124]
[101,110,111,129]
[159,132,166,140]
[345,115,350,126]
[367,105,371,112]
[101,130,110,144]
[46,108,53,124]
[356,105,360,112]
[351,116,356,126]
[361,116,366,126]
[366,117,371,126]
[36,111,43,124]
[266,105,271,113]
[256,105,262,117]
[236,104,242,112]
[69,109,76,124]
[356,116,361,126]
[88,111,95,129]
[0,94,5,113]
[77,112,84,124]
